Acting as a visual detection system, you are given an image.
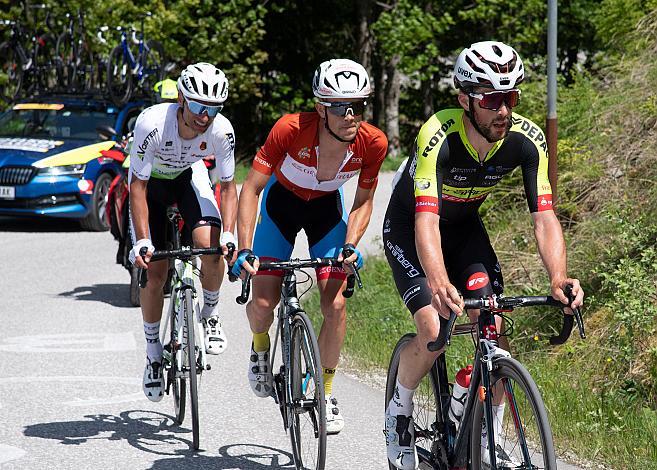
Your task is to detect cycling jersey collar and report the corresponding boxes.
[459,111,504,164]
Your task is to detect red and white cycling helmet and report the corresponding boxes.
[177,62,229,104]
[312,59,371,99]
[453,41,524,91]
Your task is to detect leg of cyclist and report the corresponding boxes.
[181,164,227,355]
[132,178,173,403]
[246,177,296,397]
[306,187,350,435]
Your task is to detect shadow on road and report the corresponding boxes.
[58,283,134,308]
[151,444,295,469]
[23,411,295,468]
[0,216,83,233]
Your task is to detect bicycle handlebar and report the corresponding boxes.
[137,246,224,288]
[426,286,585,352]
[230,256,361,305]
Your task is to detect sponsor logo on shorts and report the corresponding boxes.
[385,240,420,278]
[466,272,490,290]
[402,285,422,304]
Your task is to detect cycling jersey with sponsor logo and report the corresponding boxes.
[390,108,552,223]
[129,103,235,183]
[252,112,387,201]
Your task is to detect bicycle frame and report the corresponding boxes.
[269,269,305,428]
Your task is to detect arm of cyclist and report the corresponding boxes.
[337,185,374,273]
[232,168,269,277]
[415,211,464,318]
[127,112,159,269]
[128,177,153,268]
[531,210,584,311]
[218,179,238,261]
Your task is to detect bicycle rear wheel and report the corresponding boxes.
[168,286,186,424]
[184,288,200,450]
[288,312,326,470]
[55,32,76,90]
[0,42,23,103]
[140,39,165,95]
[470,357,556,470]
[385,333,443,469]
[107,45,132,105]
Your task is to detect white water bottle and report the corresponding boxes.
[448,364,473,430]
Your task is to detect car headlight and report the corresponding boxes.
[38,164,86,176]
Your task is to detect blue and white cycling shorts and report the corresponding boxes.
[252,175,348,281]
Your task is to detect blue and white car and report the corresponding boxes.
[0,96,146,230]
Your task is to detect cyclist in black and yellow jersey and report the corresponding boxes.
[382,41,584,469]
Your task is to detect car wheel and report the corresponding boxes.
[80,172,113,231]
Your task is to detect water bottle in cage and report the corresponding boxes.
[448,364,473,430]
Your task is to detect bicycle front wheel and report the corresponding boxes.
[385,333,442,469]
[0,42,23,103]
[168,287,186,425]
[107,45,132,105]
[288,312,326,470]
[470,357,556,470]
[184,288,200,450]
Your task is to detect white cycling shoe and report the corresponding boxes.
[248,344,273,398]
[202,315,227,355]
[325,396,345,435]
[481,444,521,469]
[143,357,165,402]
[384,406,418,470]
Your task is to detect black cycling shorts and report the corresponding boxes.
[137,167,222,250]
[383,211,503,315]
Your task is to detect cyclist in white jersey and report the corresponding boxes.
[129,62,238,402]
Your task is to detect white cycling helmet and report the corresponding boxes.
[453,41,524,91]
[177,62,229,104]
[312,59,371,99]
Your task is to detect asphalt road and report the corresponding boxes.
[0,172,584,469]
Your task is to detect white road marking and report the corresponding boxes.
[0,332,136,353]
[0,443,26,465]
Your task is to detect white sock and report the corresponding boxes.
[482,403,506,448]
[201,288,220,319]
[388,378,416,417]
[144,320,162,361]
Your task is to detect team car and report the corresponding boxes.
[0,96,147,230]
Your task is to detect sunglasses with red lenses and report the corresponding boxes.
[468,89,521,111]
[319,100,367,117]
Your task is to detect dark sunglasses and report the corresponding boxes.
[468,89,521,111]
[185,97,223,117]
[319,100,367,117]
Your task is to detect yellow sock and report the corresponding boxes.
[252,332,270,352]
[323,367,336,397]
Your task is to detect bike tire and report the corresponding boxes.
[170,285,186,425]
[469,357,556,470]
[140,39,165,95]
[385,333,443,469]
[35,33,58,92]
[107,45,132,106]
[288,312,326,470]
[0,42,23,103]
[55,32,76,90]
[184,288,200,450]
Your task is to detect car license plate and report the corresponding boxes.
[0,186,15,199]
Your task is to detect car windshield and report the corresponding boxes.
[0,106,117,140]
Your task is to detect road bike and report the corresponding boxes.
[106,12,164,106]
[0,3,58,102]
[139,206,219,451]
[235,254,362,470]
[54,8,96,93]
[385,290,585,469]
